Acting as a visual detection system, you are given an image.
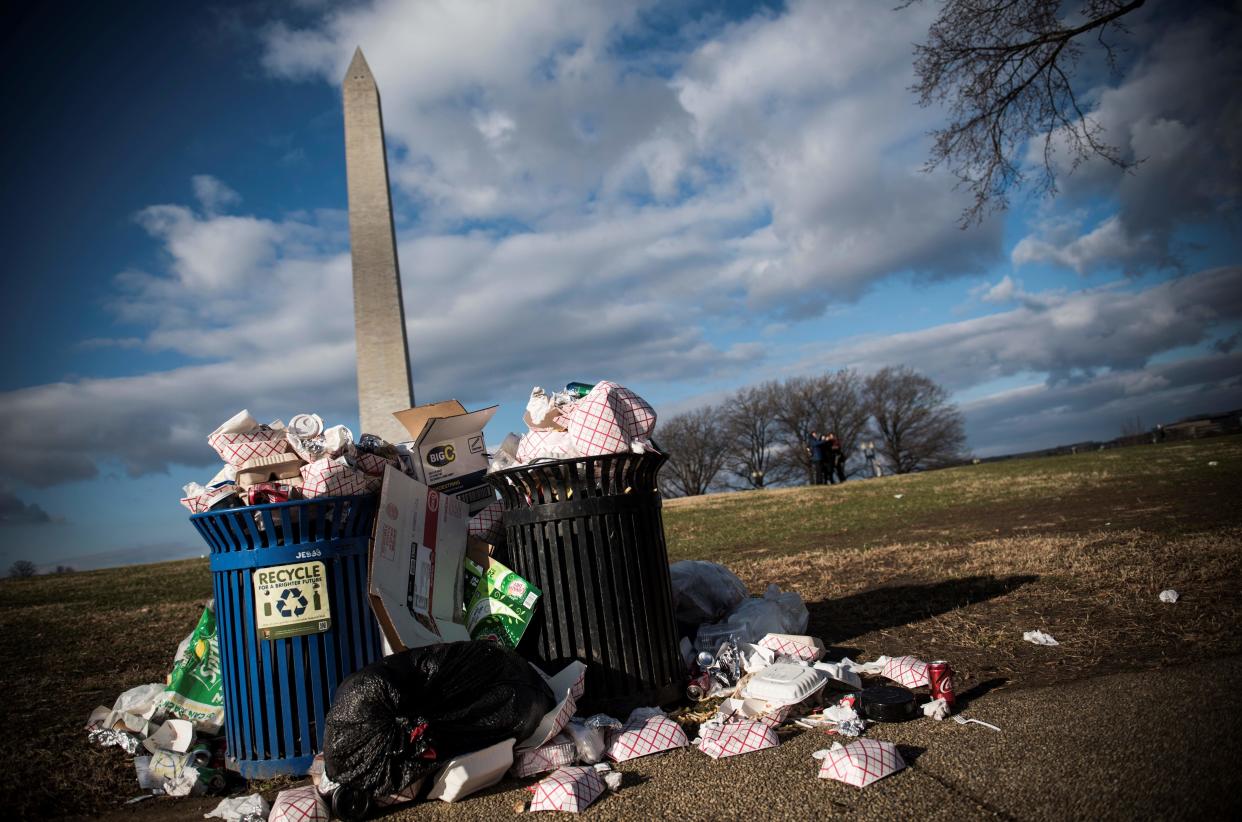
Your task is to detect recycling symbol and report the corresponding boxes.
[276,587,308,618]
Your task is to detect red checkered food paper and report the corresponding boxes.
[563,381,656,457]
[758,633,825,662]
[468,501,505,545]
[516,430,582,463]
[698,720,779,759]
[208,427,288,467]
[605,714,688,762]
[817,739,906,788]
[522,661,587,750]
[270,785,329,822]
[353,451,396,476]
[529,766,606,813]
[300,456,370,498]
[180,494,210,514]
[511,734,578,778]
[881,655,929,688]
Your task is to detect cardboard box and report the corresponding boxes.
[392,400,499,514]
[369,466,471,650]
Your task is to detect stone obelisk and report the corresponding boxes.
[343,47,414,444]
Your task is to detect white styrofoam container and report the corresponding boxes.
[741,661,827,705]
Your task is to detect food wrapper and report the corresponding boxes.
[270,785,329,822]
[300,456,369,498]
[524,387,566,431]
[511,733,578,778]
[157,604,224,732]
[181,483,240,514]
[288,424,354,463]
[563,714,621,764]
[516,430,582,463]
[882,655,929,688]
[817,739,906,788]
[697,719,779,759]
[529,766,606,814]
[205,794,270,821]
[208,410,288,467]
[605,710,688,762]
[246,481,301,506]
[562,381,655,457]
[468,501,505,545]
[520,661,587,750]
[758,633,825,662]
[715,697,791,729]
[353,450,396,477]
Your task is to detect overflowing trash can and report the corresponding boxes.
[487,451,685,715]
[191,494,381,777]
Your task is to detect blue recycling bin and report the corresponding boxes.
[191,495,381,778]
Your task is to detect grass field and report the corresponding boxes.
[1,437,1239,819]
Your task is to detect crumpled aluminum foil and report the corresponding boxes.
[88,728,141,755]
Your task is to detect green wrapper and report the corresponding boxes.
[158,604,225,732]
[463,559,540,649]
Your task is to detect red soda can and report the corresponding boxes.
[928,660,956,707]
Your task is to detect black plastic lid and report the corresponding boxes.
[331,786,373,822]
[861,685,917,722]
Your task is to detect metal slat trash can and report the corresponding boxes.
[190,495,381,777]
[487,452,685,716]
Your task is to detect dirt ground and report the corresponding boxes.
[3,437,1240,819]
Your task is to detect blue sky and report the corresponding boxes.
[2,0,1239,571]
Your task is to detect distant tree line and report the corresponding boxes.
[5,561,74,578]
[659,366,967,497]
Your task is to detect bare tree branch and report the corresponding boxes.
[907,0,1146,224]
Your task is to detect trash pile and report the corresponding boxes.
[86,378,1003,816]
[85,603,228,798]
[180,410,399,512]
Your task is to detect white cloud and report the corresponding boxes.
[191,174,241,214]
[801,267,1242,390]
[1015,6,1242,273]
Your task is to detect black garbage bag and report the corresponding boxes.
[323,641,554,796]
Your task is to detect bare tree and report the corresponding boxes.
[719,382,790,489]
[54,565,75,574]
[773,375,828,483]
[8,560,36,578]
[659,407,730,497]
[907,0,1146,223]
[865,366,967,473]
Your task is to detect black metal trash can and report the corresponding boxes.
[486,451,685,716]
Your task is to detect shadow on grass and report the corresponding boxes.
[807,575,1038,646]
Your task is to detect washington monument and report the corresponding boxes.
[342,47,414,444]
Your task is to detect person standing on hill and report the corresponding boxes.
[826,432,846,484]
[863,441,880,478]
[809,431,828,485]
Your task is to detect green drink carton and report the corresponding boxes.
[463,557,541,649]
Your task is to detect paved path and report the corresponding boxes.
[109,657,1242,821]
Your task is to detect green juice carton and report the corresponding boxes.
[462,556,541,649]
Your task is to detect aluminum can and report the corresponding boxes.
[928,660,956,707]
[686,673,712,701]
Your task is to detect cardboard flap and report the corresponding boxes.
[392,399,468,442]
[422,406,499,445]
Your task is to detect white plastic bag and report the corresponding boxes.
[718,584,808,645]
[669,561,749,627]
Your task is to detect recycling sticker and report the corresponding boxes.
[253,560,331,640]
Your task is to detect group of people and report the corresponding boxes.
[808,433,883,484]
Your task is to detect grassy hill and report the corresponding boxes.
[1,437,1238,818]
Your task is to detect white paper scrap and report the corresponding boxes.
[1159,589,1179,603]
[1023,630,1059,646]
